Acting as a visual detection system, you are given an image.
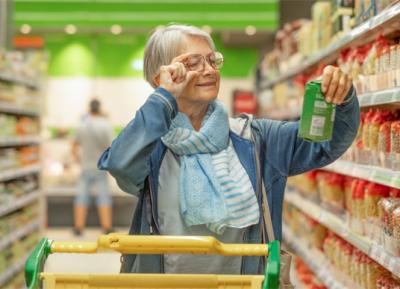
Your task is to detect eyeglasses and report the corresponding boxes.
[183,52,224,72]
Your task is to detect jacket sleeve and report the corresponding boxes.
[97,87,178,196]
[254,87,360,176]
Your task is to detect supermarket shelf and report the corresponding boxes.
[285,190,400,277]
[0,101,40,116]
[0,221,39,252]
[0,72,39,89]
[359,87,400,107]
[0,191,39,218]
[0,136,41,147]
[0,164,41,182]
[324,160,400,189]
[283,225,351,289]
[0,253,31,287]
[260,3,400,89]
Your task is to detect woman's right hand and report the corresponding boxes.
[158,54,199,99]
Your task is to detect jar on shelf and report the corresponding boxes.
[391,120,400,154]
[363,109,376,150]
[392,207,400,241]
[378,120,393,153]
[370,111,387,152]
[321,173,345,212]
[365,182,391,218]
[344,177,356,215]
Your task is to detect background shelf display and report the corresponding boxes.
[285,189,400,278]
[0,221,39,252]
[0,48,45,289]
[0,190,39,218]
[260,3,400,89]
[0,101,40,116]
[359,87,400,107]
[283,225,354,289]
[0,253,31,287]
[0,136,41,147]
[0,72,39,90]
[0,164,41,182]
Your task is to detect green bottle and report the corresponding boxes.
[299,80,336,142]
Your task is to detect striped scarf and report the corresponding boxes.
[161,101,259,234]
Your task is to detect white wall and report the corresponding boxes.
[43,77,254,128]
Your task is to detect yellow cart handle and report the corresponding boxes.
[25,235,280,289]
[51,234,269,256]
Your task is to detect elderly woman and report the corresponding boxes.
[98,24,359,275]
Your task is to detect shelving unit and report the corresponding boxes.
[324,160,400,189]
[0,164,41,182]
[0,136,41,147]
[285,189,400,278]
[283,225,361,289]
[0,62,43,288]
[359,87,400,107]
[260,2,400,90]
[0,101,40,116]
[0,254,31,288]
[0,190,40,218]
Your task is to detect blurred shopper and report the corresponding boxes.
[98,24,359,275]
[72,99,114,235]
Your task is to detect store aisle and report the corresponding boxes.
[44,228,126,273]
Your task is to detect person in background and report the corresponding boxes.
[98,24,359,275]
[72,99,114,235]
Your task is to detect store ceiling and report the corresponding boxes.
[14,0,279,33]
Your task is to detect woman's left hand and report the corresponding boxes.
[321,66,353,105]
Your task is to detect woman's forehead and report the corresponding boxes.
[178,36,213,55]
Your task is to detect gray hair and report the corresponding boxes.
[144,24,216,88]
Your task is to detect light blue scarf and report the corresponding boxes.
[161,101,259,234]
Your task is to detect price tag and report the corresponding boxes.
[360,93,372,106]
[373,90,394,105]
[392,90,400,103]
[352,166,371,180]
[370,169,393,186]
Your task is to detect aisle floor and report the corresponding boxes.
[44,228,127,273]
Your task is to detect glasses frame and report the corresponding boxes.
[182,51,224,72]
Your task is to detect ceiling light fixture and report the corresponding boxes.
[202,25,213,34]
[111,24,122,35]
[65,24,77,35]
[20,24,31,34]
[245,25,257,36]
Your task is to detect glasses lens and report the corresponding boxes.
[209,52,224,69]
[184,54,204,72]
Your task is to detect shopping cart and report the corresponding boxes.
[25,234,280,289]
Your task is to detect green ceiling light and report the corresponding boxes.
[65,24,77,34]
[202,25,213,34]
[245,25,257,36]
[20,24,31,34]
[111,24,122,35]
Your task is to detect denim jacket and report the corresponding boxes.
[98,87,360,274]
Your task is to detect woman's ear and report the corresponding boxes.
[153,74,160,87]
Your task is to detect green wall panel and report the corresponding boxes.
[96,35,146,77]
[47,35,95,77]
[46,34,257,78]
